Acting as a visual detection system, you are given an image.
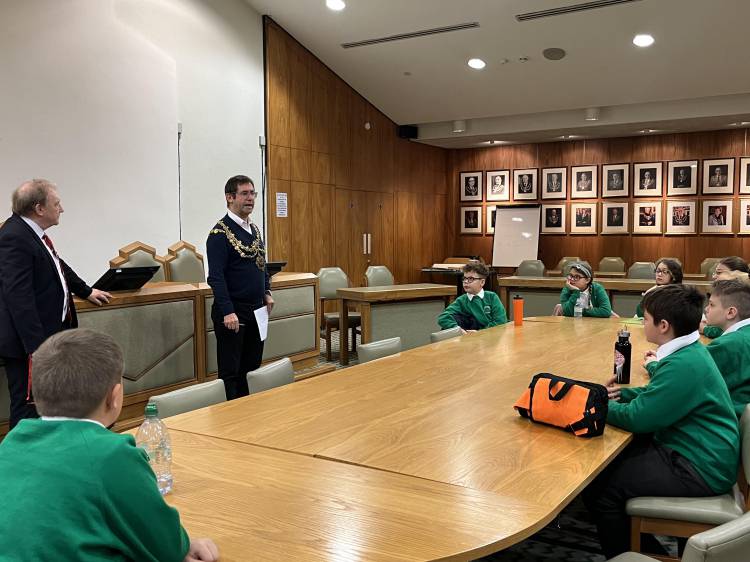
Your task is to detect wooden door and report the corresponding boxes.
[335,188,368,286]
[366,192,395,278]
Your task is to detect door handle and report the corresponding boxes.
[363,234,367,255]
[367,233,372,255]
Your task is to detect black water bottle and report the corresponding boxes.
[613,328,632,384]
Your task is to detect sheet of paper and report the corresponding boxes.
[275,192,288,218]
[254,305,269,341]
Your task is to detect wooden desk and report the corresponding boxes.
[336,283,456,365]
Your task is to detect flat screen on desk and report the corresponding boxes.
[491,205,541,267]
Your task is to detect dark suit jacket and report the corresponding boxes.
[0,214,91,358]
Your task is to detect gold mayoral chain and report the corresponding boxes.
[211,220,266,270]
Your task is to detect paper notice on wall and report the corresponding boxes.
[276,193,288,218]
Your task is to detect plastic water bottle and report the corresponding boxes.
[574,298,583,318]
[135,402,173,495]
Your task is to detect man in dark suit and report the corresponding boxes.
[0,179,111,428]
[206,175,274,400]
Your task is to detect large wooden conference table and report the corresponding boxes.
[161,317,654,560]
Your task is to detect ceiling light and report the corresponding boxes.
[467,58,486,69]
[639,128,657,134]
[633,34,654,47]
[452,120,467,133]
[584,107,600,121]
[730,121,750,126]
[543,48,566,61]
[559,135,578,140]
[326,0,345,11]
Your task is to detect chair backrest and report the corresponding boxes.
[246,358,294,395]
[681,510,750,562]
[110,241,168,282]
[627,261,656,279]
[430,326,463,343]
[659,256,683,267]
[164,241,206,283]
[148,379,226,418]
[564,260,592,277]
[357,337,402,363]
[316,267,350,299]
[701,258,722,278]
[364,265,395,287]
[739,405,750,508]
[516,259,545,277]
[556,256,581,271]
[598,257,626,273]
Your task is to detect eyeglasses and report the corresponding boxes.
[655,268,671,275]
[462,276,484,283]
[567,274,585,281]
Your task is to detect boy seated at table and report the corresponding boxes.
[583,284,739,559]
[0,328,219,562]
[437,262,507,333]
[701,257,750,338]
[705,278,750,418]
[554,261,612,317]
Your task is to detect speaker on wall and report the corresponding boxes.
[397,125,418,139]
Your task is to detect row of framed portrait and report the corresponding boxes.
[461,199,750,236]
[459,157,750,202]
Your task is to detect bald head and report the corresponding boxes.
[12,179,63,229]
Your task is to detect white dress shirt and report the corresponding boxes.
[655,330,700,361]
[21,216,69,321]
[722,317,750,336]
[41,416,105,428]
[466,289,485,301]
[227,210,252,234]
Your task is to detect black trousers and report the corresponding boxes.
[582,434,714,558]
[3,356,39,429]
[213,302,265,401]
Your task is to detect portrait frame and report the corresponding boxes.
[459,171,482,202]
[632,201,662,234]
[738,198,750,234]
[633,162,663,197]
[667,160,698,196]
[570,202,597,234]
[486,170,510,201]
[541,204,566,234]
[513,168,538,201]
[460,206,482,234]
[541,167,567,200]
[602,164,630,198]
[702,159,734,195]
[665,200,696,235]
[701,199,733,234]
[485,205,497,234]
[570,165,598,199]
[601,202,629,235]
[739,158,750,195]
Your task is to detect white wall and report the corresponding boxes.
[0,0,265,281]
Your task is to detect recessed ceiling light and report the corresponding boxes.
[639,128,657,134]
[467,58,486,70]
[559,135,578,140]
[633,34,654,47]
[326,0,345,11]
[730,121,750,126]
[584,108,601,121]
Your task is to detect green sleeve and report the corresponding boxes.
[619,385,647,403]
[707,338,739,391]
[559,286,580,316]
[100,438,190,562]
[437,295,467,329]
[584,283,612,318]
[487,292,507,326]
[645,360,658,378]
[703,325,724,339]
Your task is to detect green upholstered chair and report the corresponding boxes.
[556,256,581,271]
[164,241,206,283]
[516,259,545,277]
[659,257,683,267]
[317,267,361,361]
[110,241,168,282]
[430,326,463,343]
[626,406,750,560]
[627,262,656,279]
[599,257,626,273]
[148,379,226,418]
[357,337,402,364]
[701,258,723,279]
[246,358,294,395]
[364,265,395,286]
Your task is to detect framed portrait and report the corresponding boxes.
[486,205,497,234]
[738,198,750,234]
[541,204,566,234]
[460,206,482,234]
[702,199,733,234]
[459,171,482,202]
[513,168,538,201]
[739,158,750,195]
[486,170,510,201]
[602,164,629,198]
[601,202,629,234]
[667,160,698,196]
[633,201,662,234]
[570,203,597,234]
[571,165,598,199]
[541,167,567,200]
[665,201,696,235]
[633,162,662,197]
[702,159,734,195]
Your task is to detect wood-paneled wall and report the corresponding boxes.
[265,19,450,284]
[450,130,750,273]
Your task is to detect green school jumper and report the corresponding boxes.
[559,282,612,318]
[609,341,739,494]
[703,325,724,339]
[0,419,190,562]
[707,322,750,418]
[437,290,507,330]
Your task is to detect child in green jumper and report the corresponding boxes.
[556,261,612,317]
[701,256,750,338]
[437,262,507,333]
[634,257,682,318]
[583,284,739,559]
[0,329,219,562]
[705,278,750,417]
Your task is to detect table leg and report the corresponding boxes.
[340,299,349,366]
[499,286,509,312]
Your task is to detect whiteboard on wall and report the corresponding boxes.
[491,205,541,267]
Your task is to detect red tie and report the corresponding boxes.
[42,234,58,257]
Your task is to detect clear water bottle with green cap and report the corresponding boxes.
[135,402,173,495]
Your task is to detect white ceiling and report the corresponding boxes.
[245,0,750,147]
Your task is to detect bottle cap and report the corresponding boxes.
[513,294,522,300]
[144,402,158,417]
[618,326,630,339]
